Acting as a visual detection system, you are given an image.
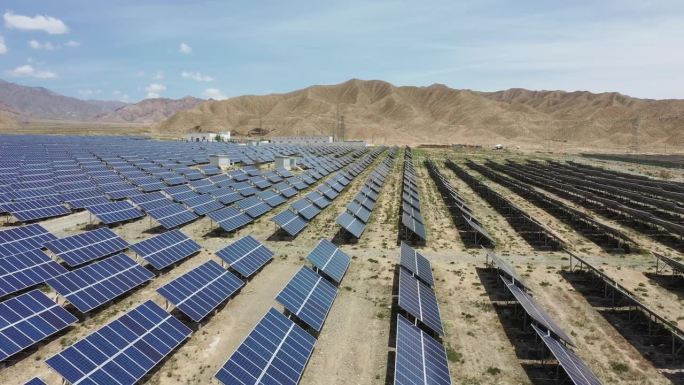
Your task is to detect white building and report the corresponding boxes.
[209,154,232,168]
[186,131,231,142]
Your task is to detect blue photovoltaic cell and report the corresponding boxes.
[157,260,244,322]
[47,253,153,313]
[215,235,274,278]
[0,290,78,362]
[184,194,224,215]
[44,227,129,267]
[23,378,48,385]
[398,269,444,336]
[306,239,351,284]
[394,314,452,385]
[276,266,337,332]
[531,324,601,385]
[46,300,192,385]
[0,224,57,257]
[399,242,434,287]
[148,203,198,229]
[2,198,71,222]
[346,201,371,223]
[207,207,252,232]
[129,230,201,270]
[258,190,286,207]
[87,201,144,224]
[336,212,366,239]
[0,249,68,298]
[271,209,309,236]
[402,213,427,241]
[236,196,271,218]
[291,199,320,220]
[215,307,316,385]
[502,276,574,346]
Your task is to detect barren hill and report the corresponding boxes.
[96,96,204,123]
[156,79,684,149]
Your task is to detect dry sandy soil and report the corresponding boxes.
[1,147,683,385]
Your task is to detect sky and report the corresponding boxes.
[1,0,683,102]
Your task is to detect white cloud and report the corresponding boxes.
[7,64,57,79]
[179,42,192,54]
[144,83,166,98]
[181,71,214,82]
[152,71,164,80]
[4,11,69,35]
[136,70,145,77]
[203,88,227,100]
[64,40,80,47]
[0,36,6,54]
[28,39,56,50]
[113,90,130,102]
[78,89,101,97]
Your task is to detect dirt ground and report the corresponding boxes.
[1,147,683,385]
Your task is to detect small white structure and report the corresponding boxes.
[494,144,504,150]
[209,154,232,168]
[275,156,293,170]
[186,131,231,142]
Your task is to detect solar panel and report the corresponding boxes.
[215,307,316,385]
[336,212,366,238]
[87,201,144,224]
[47,253,153,313]
[0,290,78,362]
[157,260,244,322]
[347,201,372,223]
[398,269,444,336]
[23,378,48,385]
[129,229,201,270]
[258,190,287,207]
[46,300,191,385]
[148,203,198,229]
[274,182,296,198]
[305,191,330,209]
[0,249,68,297]
[44,227,129,267]
[272,209,309,236]
[502,276,574,346]
[215,235,274,278]
[184,194,224,215]
[394,314,452,385]
[486,248,528,291]
[0,224,56,257]
[207,206,252,232]
[532,325,601,385]
[2,197,71,222]
[402,213,427,241]
[292,199,321,220]
[236,196,271,218]
[399,242,434,287]
[306,239,351,284]
[276,266,337,332]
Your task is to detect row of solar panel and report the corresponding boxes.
[400,148,427,241]
[271,148,387,237]
[215,239,352,385]
[336,152,396,238]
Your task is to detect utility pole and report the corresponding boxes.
[339,115,345,142]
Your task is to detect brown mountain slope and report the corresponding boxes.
[96,96,205,123]
[156,79,684,149]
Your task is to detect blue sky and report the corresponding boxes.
[1,1,683,102]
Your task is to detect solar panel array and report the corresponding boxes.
[395,314,452,385]
[399,241,434,287]
[502,276,575,346]
[0,290,78,362]
[157,260,244,322]
[306,239,351,284]
[215,235,274,278]
[215,308,316,385]
[46,300,192,385]
[400,149,427,243]
[485,248,529,291]
[532,324,602,385]
[398,269,444,336]
[0,224,57,257]
[129,229,201,270]
[44,227,129,267]
[336,151,396,238]
[47,253,154,313]
[272,147,387,237]
[0,249,68,298]
[424,159,494,247]
[276,266,338,332]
